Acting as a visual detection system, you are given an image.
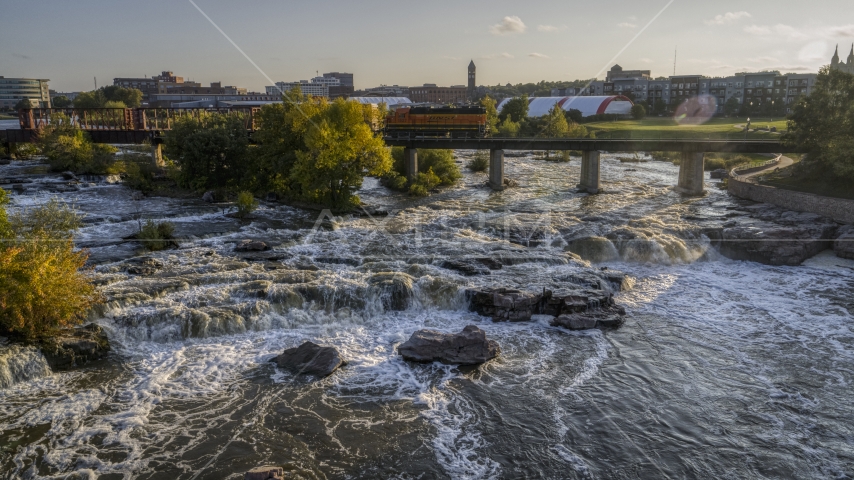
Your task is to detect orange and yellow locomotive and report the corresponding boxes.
[384,105,488,139]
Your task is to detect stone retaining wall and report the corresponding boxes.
[728,177,854,224]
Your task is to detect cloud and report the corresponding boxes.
[442,56,461,61]
[490,16,526,35]
[11,53,31,60]
[639,58,653,63]
[744,24,772,35]
[481,52,515,60]
[528,53,549,59]
[537,25,565,32]
[828,25,854,37]
[798,42,827,61]
[743,24,810,41]
[705,11,751,25]
[748,56,779,63]
[617,22,637,28]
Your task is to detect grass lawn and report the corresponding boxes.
[584,117,788,140]
[759,162,854,200]
[0,113,17,120]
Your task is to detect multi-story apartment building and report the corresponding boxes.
[785,74,817,106]
[408,84,468,104]
[0,77,50,109]
[322,72,354,87]
[266,76,341,98]
[670,75,701,106]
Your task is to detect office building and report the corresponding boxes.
[408,84,468,104]
[0,77,50,109]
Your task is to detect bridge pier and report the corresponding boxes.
[675,152,705,196]
[151,143,164,168]
[489,149,505,190]
[404,147,418,182]
[578,151,601,194]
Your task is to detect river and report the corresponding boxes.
[1,153,852,479]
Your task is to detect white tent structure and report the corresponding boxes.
[348,97,412,108]
[497,95,634,118]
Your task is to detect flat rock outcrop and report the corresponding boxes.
[245,466,283,480]
[235,240,270,252]
[39,324,111,370]
[398,325,499,365]
[272,341,345,377]
[720,223,838,266]
[466,287,626,330]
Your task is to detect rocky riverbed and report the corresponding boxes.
[1,153,853,479]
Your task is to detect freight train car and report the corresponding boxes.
[384,105,488,139]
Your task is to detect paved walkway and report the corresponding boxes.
[740,155,794,180]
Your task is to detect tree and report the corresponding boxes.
[541,104,570,138]
[251,86,325,197]
[0,198,100,340]
[73,90,105,108]
[13,99,32,110]
[499,94,529,123]
[165,112,250,191]
[724,97,741,117]
[73,86,143,108]
[289,99,392,208]
[496,116,521,137]
[631,104,647,120]
[101,86,142,107]
[565,108,583,124]
[480,95,499,136]
[784,67,854,180]
[52,96,72,108]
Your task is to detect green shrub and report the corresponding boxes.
[0,198,101,340]
[236,191,258,218]
[12,143,40,160]
[385,147,461,195]
[137,220,176,251]
[467,151,489,172]
[121,154,156,193]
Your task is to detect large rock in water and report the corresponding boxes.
[368,272,414,311]
[835,225,854,260]
[272,341,345,377]
[245,466,283,480]
[398,325,500,365]
[465,287,627,331]
[39,324,111,370]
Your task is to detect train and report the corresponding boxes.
[384,105,488,139]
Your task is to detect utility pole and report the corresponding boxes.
[673,47,677,76]
[94,77,97,90]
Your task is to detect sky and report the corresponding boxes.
[2,0,854,92]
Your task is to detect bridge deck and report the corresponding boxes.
[384,137,801,153]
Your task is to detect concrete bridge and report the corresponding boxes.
[385,137,801,196]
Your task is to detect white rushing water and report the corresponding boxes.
[0,153,852,479]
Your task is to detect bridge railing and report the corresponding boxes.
[18,107,260,132]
